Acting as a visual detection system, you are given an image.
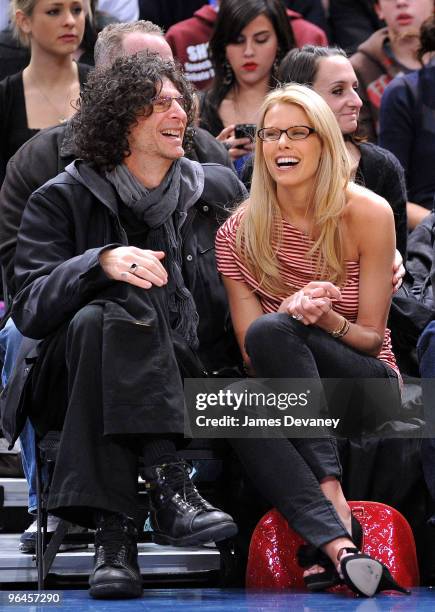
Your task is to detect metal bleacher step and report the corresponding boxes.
[0,534,221,583]
[0,477,29,507]
[0,478,224,584]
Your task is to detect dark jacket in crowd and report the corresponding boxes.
[379,62,435,211]
[328,0,383,54]
[288,0,328,35]
[0,63,90,186]
[138,0,205,32]
[0,123,234,298]
[0,126,71,298]
[356,141,408,257]
[0,30,29,81]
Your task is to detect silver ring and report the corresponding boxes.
[223,141,233,151]
[292,313,304,321]
[129,262,139,275]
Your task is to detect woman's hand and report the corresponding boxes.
[278,281,341,325]
[99,246,168,290]
[216,124,254,160]
[392,249,405,293]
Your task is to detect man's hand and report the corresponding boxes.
[99,246,168,289]
[407,201,431,231]
[392,249,405,293]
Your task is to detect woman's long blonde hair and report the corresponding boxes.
[236,83,351,297]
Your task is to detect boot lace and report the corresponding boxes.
[161,461,209,510]
[95,515,134,567]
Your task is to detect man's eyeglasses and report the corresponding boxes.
[151,95,187,113]
[257,125,316,142]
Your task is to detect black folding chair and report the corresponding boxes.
[34,431,90,589]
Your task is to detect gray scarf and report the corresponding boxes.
[105,158,205,349]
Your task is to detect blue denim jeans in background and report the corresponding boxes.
[0,318,37,513]
[417,320,435,524]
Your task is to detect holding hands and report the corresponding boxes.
[278,281,342,326]
[99,246,168,290]
[278,249,404,327]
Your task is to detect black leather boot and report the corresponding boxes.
[145,461,238,547]
[89,512,143,599]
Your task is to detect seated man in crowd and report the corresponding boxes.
[9,53,245,599]
[0,19,236,555]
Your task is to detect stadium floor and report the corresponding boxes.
[0,588,433,611]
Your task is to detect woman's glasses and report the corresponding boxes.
[257,126,316,142]
[151,96,187,113]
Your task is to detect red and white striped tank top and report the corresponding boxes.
[215,209,399,375]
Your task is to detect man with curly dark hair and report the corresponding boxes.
[70,52,196,172]
[10,52,245,600]
[0,19,236,561]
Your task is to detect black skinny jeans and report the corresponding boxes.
[229,312,400,548]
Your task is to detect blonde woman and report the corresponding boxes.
[215,84,408,597]
[0,0,87,184]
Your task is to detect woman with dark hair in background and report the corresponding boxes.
[0,0,88,185]
[278,45,408,258]
[199,0,294,170]
[379,16,435,230]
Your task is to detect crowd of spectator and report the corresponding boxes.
[0,0,435,602]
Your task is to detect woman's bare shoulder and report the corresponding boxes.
[343,183,395,256]
[344,182,394,225]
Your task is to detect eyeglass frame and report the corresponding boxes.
[150,95,187,113]
[257,125,317,142]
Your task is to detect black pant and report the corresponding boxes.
[229,313,400,548]
[47,305,139,527]
[47,298,184,528]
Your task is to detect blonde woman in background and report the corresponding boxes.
[0,0,88,184]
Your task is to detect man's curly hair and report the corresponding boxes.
[70,52,196,171]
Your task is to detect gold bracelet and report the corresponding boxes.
[329,317,350,339]
[341,319,350,338]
